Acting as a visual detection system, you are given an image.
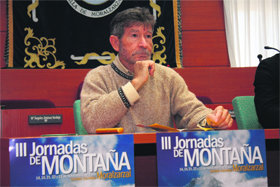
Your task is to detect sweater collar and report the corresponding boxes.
[111,56,134,80]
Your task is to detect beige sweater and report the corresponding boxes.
[81,56,212,133]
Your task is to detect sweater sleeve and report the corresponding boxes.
[170,71,212,129]
[121,82,140,106]
[80,68,139,133]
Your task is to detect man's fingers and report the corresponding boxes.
[216,108,229,125]
[206,106,233,129]
[132,60,155,90]
[218,118,233,129]
[206,113,218,126]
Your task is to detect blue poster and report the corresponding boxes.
[9,134,135,186]
[157,130,267,186]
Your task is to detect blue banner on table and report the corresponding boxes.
[9,134,135,186]
[6,0,182,69]
[156,130,268,186]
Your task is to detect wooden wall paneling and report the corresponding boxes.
[0,138,10,186]
[1,69,90,107]
[181,0,225,31]
[1,67,256,107]
[0,109,2,136]
[0,0,6,31]
[182,31,230,67]
[1,108,76,137]
[0,32,6,68]
[175,67,256,104]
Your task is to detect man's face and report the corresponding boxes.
[118,23,153,66]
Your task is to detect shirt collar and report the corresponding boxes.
[111,56,134,80]
[113,55,134,76]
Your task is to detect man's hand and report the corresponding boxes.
[206,106,233,129]
[131,60,155,90]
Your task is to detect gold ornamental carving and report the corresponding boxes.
[74,52,116,65]
[152,27,167,65]
[24,27,65,69]
[149,0,161,17]
[27,0,39,18]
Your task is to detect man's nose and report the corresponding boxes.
[138,36,149,48]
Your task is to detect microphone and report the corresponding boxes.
[257,54,262,62]
[264,46,280,53]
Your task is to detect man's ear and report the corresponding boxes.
[109,35,120,52]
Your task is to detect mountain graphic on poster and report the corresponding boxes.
[186,175,223,187]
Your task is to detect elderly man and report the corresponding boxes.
[81,7,233,133]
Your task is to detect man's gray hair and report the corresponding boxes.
[110,7,155,38]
